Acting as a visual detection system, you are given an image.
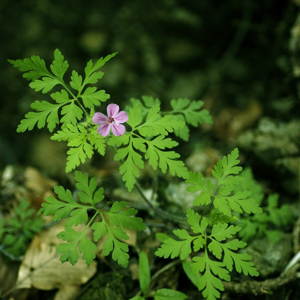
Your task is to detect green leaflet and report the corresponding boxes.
[239,193,294,242]
[169,98,213,141]
[41,172,145,266]
[51,123,106,172]
[9,55,48,80]
[80,87,110,108]
[155,229,194,260]
[187,148,262,216]
[110,97,202,191]
[91,201,146,267]
[17,100,61,132]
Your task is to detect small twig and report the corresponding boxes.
[151,259,181,287]
[224,262,300,295]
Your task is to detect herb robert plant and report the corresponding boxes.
[10,49,264,300]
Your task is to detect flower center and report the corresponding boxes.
[108,116,114,123]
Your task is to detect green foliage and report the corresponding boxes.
[239,194,294,242]
[187,148,262,217]
[10,49,113,171]
[109,96,211,190]
[157,210,258,300]
[91,201,145,267]
[11,51,211,183]
[0,199,43,259]
[41,171,145,266]
[169,98,212,141]
[156,149,261,300]
[51,123,106,172]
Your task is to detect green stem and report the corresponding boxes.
[135,183,186,225]
[56,77,90,118]
[150,259,181,289]
[74,211,99,247]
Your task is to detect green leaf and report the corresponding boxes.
[50,49,69,79]
[92,221,107,241]
[182,261,202,288]
[74,171,104,206]
[70,70,83,91]
[186,173,214,206]
[155,229,194,260]
[211,224,240,242]
[138,251,151,294]
[57,226,98,265]
[17,100,60,132]
[57,241,79,265]
[88,130,106,156]
[208,240,223,259]
[192,256,230,300]
[212,148,242,182]
[41,185,89,224]
[84,52,117,80]
[80,87,110,108]
[51,89,70,104]
[61,102,83,124]
[223,243,258,276]
[108,201,145,231]
[9,55,49,80]
[138,105,175,137]
[127,100,144,128]
[146,136,188,179]
[171,99,212,127]
[115,140,144,191]
[29,76,60,94]
[154,289,187,300]
[78,236,98,265]
[93,202,145,267]
[41,173,108,265]
[186,209,202,233]
[66,143,93,172]
[51,125,95,172]
[168,115,189,141]
[239,193,294,242]
[214,188,262,217]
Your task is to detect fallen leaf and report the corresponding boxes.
[16,223,96,300]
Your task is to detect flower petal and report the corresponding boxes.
[98,124,112,136]
[114,111,128,123]
[111,123,126,136]
[107,104,119,118]
[92,112,108,124]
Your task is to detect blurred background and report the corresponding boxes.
[0,0,299,194]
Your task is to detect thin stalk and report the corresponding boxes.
[135,183,186,225]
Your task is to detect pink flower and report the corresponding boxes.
[92,104,128,137]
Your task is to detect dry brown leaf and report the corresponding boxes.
[16,223,96,300]
[24,167,56,208]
